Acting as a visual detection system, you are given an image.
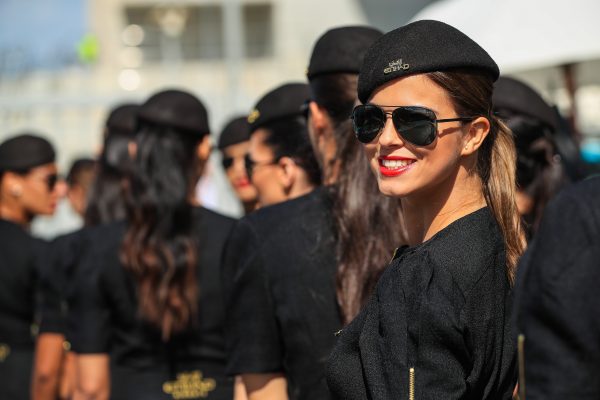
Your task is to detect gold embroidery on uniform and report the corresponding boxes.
[0,344,10,362]
[517,334,526,400]
[409,367,415,400]
[247,109,260,124]
[163,370,216,399]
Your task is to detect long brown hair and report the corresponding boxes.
[120,125,200,341]
[427,70,526,283]
[311,74,405,324]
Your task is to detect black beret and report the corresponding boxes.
[105,103,140,136]
[493,76,559,131]
[0,133,56,171]
[218,116,251,150]
[358,20,500,103]
[307,26,383,80]
[138,89,209,137]
[248,83,310,132]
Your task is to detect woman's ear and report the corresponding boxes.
[461,116,490,156]
[196,135,212,162]
[276,157,296,191]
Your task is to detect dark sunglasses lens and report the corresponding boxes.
[221,157,234,170]
[352,105,385,143]
[47,174,58,191]
[244,154,254,178]
[391,107,436,146]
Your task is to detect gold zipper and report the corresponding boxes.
[409,367,415,400]
[517,334,526,400]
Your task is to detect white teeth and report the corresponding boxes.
[381,159,414,169]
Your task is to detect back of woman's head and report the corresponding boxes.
[120,89,210,340]
[427,69,526,283]
[261,116,322,186]
[85,104,140,226]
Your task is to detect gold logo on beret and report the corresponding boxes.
[248,109,260,124]
[384,59,410,74]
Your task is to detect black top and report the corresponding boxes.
[513,177,600,399]
[39,227,93,335]
[223,187,340,400]
[327,207,517,400]
[69,208,235,400]
[0,219,47,399]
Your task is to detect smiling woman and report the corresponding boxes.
[327,20,525,400]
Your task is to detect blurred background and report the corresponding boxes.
[1,0,599,236]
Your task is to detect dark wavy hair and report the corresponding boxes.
[85,105,139,226]
[261,116,322,186]
[120,122,204,341]
[310,73,404,324]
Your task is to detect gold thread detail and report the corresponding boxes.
[247,109,260,124]
[518,334,526,400]
[163,370,216,399]
[384,59,410,75]
[409,367,415,400]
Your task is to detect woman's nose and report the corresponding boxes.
[378,117,405,148]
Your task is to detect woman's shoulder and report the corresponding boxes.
[409,207,505,292]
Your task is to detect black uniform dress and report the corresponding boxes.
[513,177,600,399]
[38,227,93,336]
[223,186,340,400]
[0,219,47,400]
[69,207,235,400]
[327,207,517,400]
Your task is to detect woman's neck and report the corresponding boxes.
[0,203,31,228]
[401,169,486,246]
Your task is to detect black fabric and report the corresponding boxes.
[38,228,93,335]
[0,133,55,171]
[0,219,48,400]
[327,207,517,400]
[137,89,210,137]
[106,104,140,136]
[357,20,499,104]
[307,26,383,80]
[69,208,235,400]
[223,187,340,400]
[248,83,310,132]
[513,177,600,399]
[217,116,251,150]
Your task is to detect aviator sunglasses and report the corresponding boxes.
[351,104,477,146]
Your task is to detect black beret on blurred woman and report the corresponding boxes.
[493,76,570,236]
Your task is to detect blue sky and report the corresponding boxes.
[0,0,87,70]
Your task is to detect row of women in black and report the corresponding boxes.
[0,19,587,400]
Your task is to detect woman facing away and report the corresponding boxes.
[32,103,140,400]
[69,89,236,400]
[327,20,525,400]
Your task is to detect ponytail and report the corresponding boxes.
[480,117,526,283]
[428,70,526,284]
